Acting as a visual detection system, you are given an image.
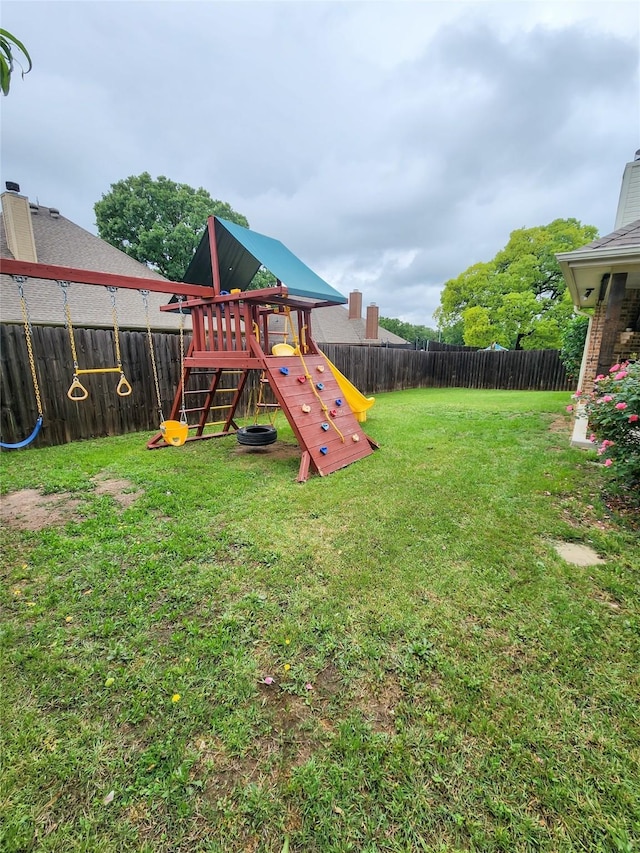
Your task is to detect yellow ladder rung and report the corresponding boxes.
[76,367,121,375]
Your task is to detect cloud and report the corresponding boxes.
[1,1,638,325]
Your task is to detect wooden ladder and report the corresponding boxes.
[147,365,249,448]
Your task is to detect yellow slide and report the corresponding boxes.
[322,353,375,423]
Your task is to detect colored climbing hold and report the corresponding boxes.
[301,404,311,413]
[320,446,328,455]
[317,365,325,373]
[335,399,343,406]
[297,375,306,383]
[321,422,329,431]
[280,367,289,376]
[316,382,324,390]
[329,409,338,418]
[352,434,360,442]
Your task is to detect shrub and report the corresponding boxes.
[571,360,640,497]
[560,313,590,380]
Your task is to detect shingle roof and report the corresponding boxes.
[268,304,408,345]
[581,219,640,251]
[1,200,184,330]
[1,196,408,344]
[312,305,408,345]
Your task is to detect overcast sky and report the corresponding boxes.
[1,1,638,325]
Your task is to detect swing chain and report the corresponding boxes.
[141,290,164,423]
[12,276,43,418]
[107,287,123,370]
[58,281,79,371]
[177,296,187,423]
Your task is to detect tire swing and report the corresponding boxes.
[237,424,277,447]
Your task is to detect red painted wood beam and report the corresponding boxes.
[158,286,290,311]
[0,258,214,298]
[207,216,222,296]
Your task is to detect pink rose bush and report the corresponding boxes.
[571,359,640,495]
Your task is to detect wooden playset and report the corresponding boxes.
[1,216,377,480]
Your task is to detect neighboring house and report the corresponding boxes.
[0,187,185,330]
[557,151,640,447]
[269,289,409,346]
[0,187,405,346]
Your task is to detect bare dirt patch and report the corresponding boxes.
[548,416,572,434]
[91,475,143,508]
[1,477,143,532]
[357,677,402,734]
[0,489,81,531]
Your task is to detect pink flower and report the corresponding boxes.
[614,371,627,380]
[602,395,614,403]
[602,439,615,447]
[629,414,639,423]
[609,364,620,373]
[595,375,606,382]
[305,683,313,691]
[604,459,613,467]
[261,676,274,685]
[589,433,597,443]
[566,405,574,413]
[615,402,627,410]
[574,390,582,397]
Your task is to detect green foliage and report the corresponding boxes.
[575,360,640,499]
[560,313,590,379]
[378,317,438,345]
[436,219,598,350]
[247,266,277,292]
[94,173,249,281]
[0,28,32,96]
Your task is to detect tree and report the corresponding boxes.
[435,219,598,350]
[94,173,249,281]
[0,29,32,95]
[378,317,438,345]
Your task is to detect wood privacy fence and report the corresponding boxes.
[1,324,575,448]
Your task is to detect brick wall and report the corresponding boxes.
[582,287,640,392]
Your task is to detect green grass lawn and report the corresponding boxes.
[1,388,638,853]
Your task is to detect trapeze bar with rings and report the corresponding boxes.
[58,280,133,401]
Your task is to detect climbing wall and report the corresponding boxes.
[264,354,375,480]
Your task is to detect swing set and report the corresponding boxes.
[1,214,377,480]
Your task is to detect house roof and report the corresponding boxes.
[183,217,347,306]
[556,219,640,309]
[268,303,409,345]
[312,305,408,345]
[1,196,185,330]
[1,194,397,344]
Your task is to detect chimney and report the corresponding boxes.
[365,303,379,340]
[1,187,38,262]
[348,289,362,319]
[614,150,640,229]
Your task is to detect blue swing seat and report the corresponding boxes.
[0,416,43,450]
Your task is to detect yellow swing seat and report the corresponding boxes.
[272,343,296,356]
[160,419,189,447]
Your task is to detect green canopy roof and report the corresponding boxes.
[182,217,347,305]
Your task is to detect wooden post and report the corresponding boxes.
[597,272,627,375]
